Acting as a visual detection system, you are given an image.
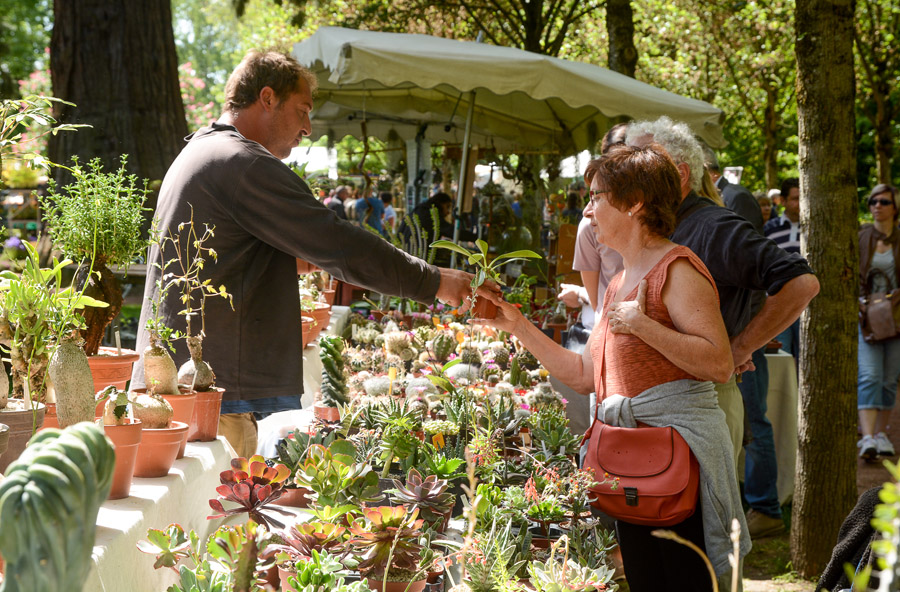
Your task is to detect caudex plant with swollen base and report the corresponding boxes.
[0,242,107,426]
[431,239,542,317]
[143,212,232,394]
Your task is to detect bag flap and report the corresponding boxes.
[593,423,677,477]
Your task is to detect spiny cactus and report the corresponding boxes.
[489,341,511,370]
[423,419,460,436]
[384,331,413,356]
[319,335,350,407]
[515,348,540,371]
[431,332,456,362]
[459,344,483,366]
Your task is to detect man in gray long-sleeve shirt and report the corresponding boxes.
[132,51,487,456]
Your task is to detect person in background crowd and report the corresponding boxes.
[857,184,900,461]
[703,146,763,232]
[131,51,490,458]
[511,194,523,218]
[561,192,583,224]
[768,188,782,215]
[381,191,397,232]
[627,117,819,544]
[400,192,477,245]
[764,178,801,359]
[355,189,385,235]
[327,185,349,220]
[478,143,747,591]
[756,193,773,224]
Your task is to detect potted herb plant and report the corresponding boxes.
[430,239,541,319]
[40,155,150,390]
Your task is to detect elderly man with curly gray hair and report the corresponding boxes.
[626,117,820,543]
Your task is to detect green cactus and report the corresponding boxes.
[431,332,455,363]
[515,348,540,371]
[459,344,483,366]
[489,341,511,370]
[319,335,350,407]
[0,423,115,592]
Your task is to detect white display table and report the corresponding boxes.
[83,437,236,592]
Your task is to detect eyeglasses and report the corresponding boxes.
[589,190,611,206]
[869,198,895,207]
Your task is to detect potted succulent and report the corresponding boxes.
[386,468,455,532]
[40,155,150,390]
[430,238,542,319]
[315,335,350,422]
[97,385,143,499]
[346,505,429,592]
[273,428,337,507]
[0,243,106,470]
[292,439,383,509]
[207,455,294,530]
[130,389,188,478]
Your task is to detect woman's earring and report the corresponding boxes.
[628,211,633,217]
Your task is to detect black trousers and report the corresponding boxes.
[616,501,713,592]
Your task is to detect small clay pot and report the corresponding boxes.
[88,347,140,397]
[133,420,189,478]
[310,302,332,339]
[187,387,224,442]
[313,403,340,422]
[279,566,298,592]
[472,298,497,319]
[104,418,143,499]
[301,316,315,349]
[0,402,45,473]
[321,289,336,305]
[274,486,312,508]
[136,387,197,459]
[40,402,59,431]
[366,577,427,592]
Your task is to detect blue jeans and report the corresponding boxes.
[776,319,800,359]
[739,347,781,517]
[858,326,900,410]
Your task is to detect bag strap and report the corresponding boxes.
[594,308,610,422]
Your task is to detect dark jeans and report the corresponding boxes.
[739,347,781,517]
[616,500,712,592]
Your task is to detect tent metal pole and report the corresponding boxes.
[450,91,476,269]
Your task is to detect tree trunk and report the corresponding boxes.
[763,84,779,190]
[606,0,637,78]
[48,0,187,187]
[792,0,858,578]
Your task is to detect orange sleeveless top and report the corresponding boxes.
[590,245,719,402]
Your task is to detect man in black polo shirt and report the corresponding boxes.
[627,117,820,540]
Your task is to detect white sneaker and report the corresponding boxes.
[859,435,878,461]
[876,432,895,457]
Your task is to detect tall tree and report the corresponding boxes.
[49,0,188,185]
[854,0,899,185]
[792,0,858,578]
[606,0,637,77]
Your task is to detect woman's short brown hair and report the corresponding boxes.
[225,51,318,111]
[584,143,682,237]
[870,183,900,222]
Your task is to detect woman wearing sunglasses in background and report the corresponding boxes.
[858,184,900,461]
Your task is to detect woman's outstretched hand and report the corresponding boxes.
[470,296,524,335]
[607,279,648,335]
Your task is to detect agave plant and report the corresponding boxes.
[207,456,294,530]
[527,537,616,592]
[346,505,425,579]
[387,468,454,528]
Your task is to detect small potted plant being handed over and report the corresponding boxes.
[431,238,541,319]
[40,155,150,388]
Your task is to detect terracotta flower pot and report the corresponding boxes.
[0,423,9,459]
[0,401,45,473]
[187,387,224,442]
[310,302,332,340]
[313,403,340,422]
[366,577,427,592]
[39,402,59,431]
[104,418,143,499]
[273,486,312,508]
[296,258,317,275]
[321,289,336,305]
[279,566,299,592]
[133,387,197,459]
[301,315,314,349]
[472,298,497,319]
[133,421,189,478]
[88,346,140,394]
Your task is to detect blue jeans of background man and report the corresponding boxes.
[858,326,900,410]
[776,319,800,359]
[739,347,781,517]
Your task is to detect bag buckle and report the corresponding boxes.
[624,487,638,506]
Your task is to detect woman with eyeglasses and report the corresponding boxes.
[858,183,900,461]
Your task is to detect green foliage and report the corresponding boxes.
[527,537,616,592]
[0,423,115,592]
[346,505,425,579]
[0,94,87,176]
[42,155,150,266]
[431,239,542,290]
[293,440,383,508]
[0,0,51,99]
